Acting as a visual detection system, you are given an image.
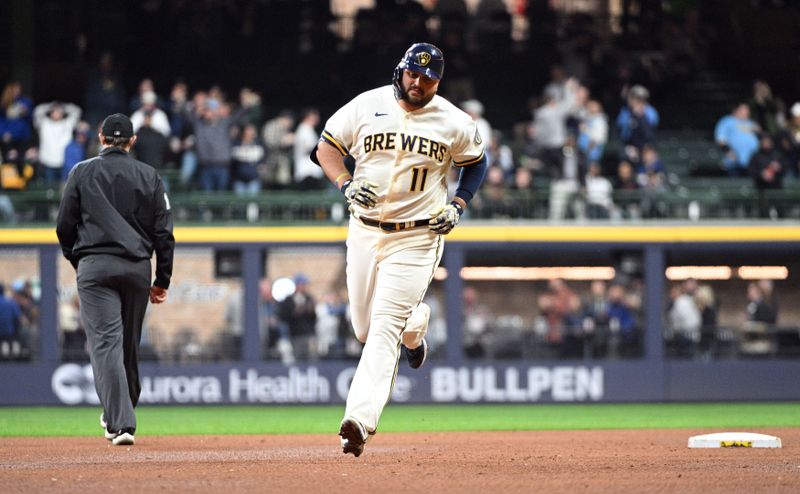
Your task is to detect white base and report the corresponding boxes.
[688,432,781,449]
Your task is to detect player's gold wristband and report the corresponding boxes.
[335,172,352,188]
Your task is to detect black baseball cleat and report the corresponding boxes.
[339,418,367,457]
[404,339,428,369]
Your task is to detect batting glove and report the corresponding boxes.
[428,202,463,235]
[341,179,379,208]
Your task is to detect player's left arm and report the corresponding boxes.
[429,155,487,234]
[430,119,487,234]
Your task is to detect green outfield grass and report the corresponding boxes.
[2,402,799,437]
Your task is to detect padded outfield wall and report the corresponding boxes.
[1,224,799,405]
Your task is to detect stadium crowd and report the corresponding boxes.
[2,1,799,222]
[1,1,799,363]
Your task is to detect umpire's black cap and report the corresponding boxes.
[101,113,134,138]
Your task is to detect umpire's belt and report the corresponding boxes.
[359,216,429,232]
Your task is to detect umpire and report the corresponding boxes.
[56,113,175,446]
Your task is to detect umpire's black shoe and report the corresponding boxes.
[404,339,428,369]
[110,428,135,446]
[339,418,367,457]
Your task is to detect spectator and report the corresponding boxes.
[616,84,659,163]
[714,103,760,177]
[230,123,266,195]
[259,278,290,361]
[0,282,23,359]
[166,81,191,140]
[741,281,778,356]
[755,279,778,325]
[485,130,515,176]
[315,289,348,359]
[237,88,264,128]
[548,135,581,220]
[637,145,669,218]
[537,278,581,346]
[533,78,579,178]
[463,285,491,358]
[607,282,638,356]
[131,91,171,137]
[636,144,666,185]
[461,99,492,150]
[473,165,512,218]
[58,293,87,361]
[0,81,34,154]
[128,78,163,114]
[292,108,324,189]
[748,134,786,218]
[614,160,639,190]
[581,280,610,355]
[33,101,82,186]
[584,161,614,219]
[262,110,295,188]
[63,121,91,180]
[133,112,170,170]
[748,80,785,138]
[776,102,800,178]
[694,284,718,358]
[667,279,701,357]
[169,84,198,187]
[8,278,35,358]
[577,99,608,166]
[277,273,318,361]
[511,166,535,200]
[187,95,242,191]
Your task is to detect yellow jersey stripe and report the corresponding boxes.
[453,151,484,167]
[321,130,348,156]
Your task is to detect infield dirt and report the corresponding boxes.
[3,429,799,493]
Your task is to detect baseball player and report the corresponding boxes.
[313,42,487,456]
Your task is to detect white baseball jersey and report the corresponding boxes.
[325,85,484,437]
[321,85,484,221]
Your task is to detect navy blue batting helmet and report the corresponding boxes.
[392,43,445,99]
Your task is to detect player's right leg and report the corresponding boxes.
[345,218,380,342]
[341,228,442,454]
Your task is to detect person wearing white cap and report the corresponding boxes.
[780,102,800,177]
[130,90,171,137]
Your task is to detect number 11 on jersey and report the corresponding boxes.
[410,167,428,192]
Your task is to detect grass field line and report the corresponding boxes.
[1,403,799,437]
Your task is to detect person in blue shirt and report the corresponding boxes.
[607,282,639,356]
[0,81,34,154]
[714,103,760,176]
[616,85,659,163]
[62,122,91,181]
[0,283,22,350]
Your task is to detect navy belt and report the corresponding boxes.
[359,217,429,232]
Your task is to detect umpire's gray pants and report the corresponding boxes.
[77,254,151,433]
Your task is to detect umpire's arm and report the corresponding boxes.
[151,176,175,295]
[55,168,81,269]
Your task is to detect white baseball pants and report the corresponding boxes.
[343,217,443,433]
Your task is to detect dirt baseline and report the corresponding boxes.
[3,429,799,493]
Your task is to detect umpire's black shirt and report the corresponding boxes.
[56,146,175,288]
